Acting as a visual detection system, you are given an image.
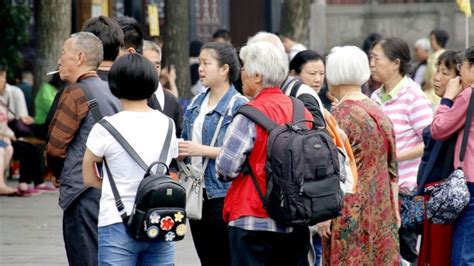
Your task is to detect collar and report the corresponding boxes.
[378,76,407,104]
[254,87,284,100]
[77,71,98,82]
[189,84,238,115]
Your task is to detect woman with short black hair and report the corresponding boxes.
[82,53,179,265]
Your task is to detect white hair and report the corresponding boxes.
[415,38,432,52]
[240,42,288,88]
[143,40,162,60]
[70,32,103,68]
[246,31,285,54]
[326,46,370,86]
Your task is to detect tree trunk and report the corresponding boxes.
[163,0,190,99]
[280,0,310,46]
[33,0,71,96]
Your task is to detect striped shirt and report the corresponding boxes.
[372,76,433,189]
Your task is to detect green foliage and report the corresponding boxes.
[0,1,31,80]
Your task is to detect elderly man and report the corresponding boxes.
[142,40,182,137]
[412,38,431,86]
[45,32,120,266]
[216,42,312,265]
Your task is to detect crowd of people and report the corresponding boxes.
[2,14,474,266]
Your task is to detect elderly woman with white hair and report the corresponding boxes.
[216,41,313,265]
[320,46,400,265]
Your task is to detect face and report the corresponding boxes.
[58,38,81,84]
[0,71,6,94]
[240,64,259,98]
[433,61,457,97]
[143,49,161,76]
[298,60,325,93]
[459,59,474,87]
[369,43,399,83]
[415,46,429,61]
[198,49,228,87]
[429,34,439,51]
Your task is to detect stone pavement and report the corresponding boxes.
[0,180,200,265]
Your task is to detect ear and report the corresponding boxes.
[254,72,263,85]
[289,69,297,76]
[393,58,401,72]
[77,51,86,66]
[128,47,137,54]
[220,63,230,76]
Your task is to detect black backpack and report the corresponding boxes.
[237,97,343,226]
[100,119,187,242]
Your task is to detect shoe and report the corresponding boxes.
[17,184,41,195]
[35,183,56,192]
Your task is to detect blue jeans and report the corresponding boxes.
[451,183,474,266]
[98,222,175,266]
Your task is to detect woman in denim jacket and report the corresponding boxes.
[179,42,247,266]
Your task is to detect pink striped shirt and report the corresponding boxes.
[372,77,433,189]
[431,88,474,183]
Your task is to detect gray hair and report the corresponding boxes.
[326,46,370,86]
[246,31,285,54]
[415,38,431,52]
[70,32,103,68]
[240,42,288,88]
[143,40,162,61]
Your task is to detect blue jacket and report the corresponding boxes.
[182,85,248,199]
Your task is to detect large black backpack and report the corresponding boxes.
[237,98,343,226]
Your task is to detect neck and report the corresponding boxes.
[383,74,403,93]
[209,81,230,104]
[72,69,96,83]
[121,99,153,112]
[98,61,114,71]
[332,85,362,100]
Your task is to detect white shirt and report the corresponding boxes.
[191,94,216,175]
[284,77,324,110]
[86,110,179,227]
[0,84,29,119]
[154,83,165,109]
[288,43,307,61]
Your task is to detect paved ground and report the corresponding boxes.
[0,180,200,265]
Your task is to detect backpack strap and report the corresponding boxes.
[291,97,306,125]
[80,81,103,123]
[236,105,277,132]
[289,80,303,98]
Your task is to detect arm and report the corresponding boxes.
[297,94,326,128]
[82,148,103,188]
[431,78,470,140]
[45,87,89,177]
[216,114,256,181]
[178,141,220,159]
[397,143,424,162]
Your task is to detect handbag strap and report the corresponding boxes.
[101,117,174,222]
[460,87,474,163]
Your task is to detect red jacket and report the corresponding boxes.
[223,87,313,223]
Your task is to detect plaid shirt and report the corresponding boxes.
[217,114,292,233]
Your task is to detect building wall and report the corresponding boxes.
[310,2,474,55]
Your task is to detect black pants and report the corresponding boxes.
[12,141,44,185]
[63,188,100,266]
[228,226,310,266]
[189,196,230,266]
[399,227,418,263]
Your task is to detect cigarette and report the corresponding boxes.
[46,70,59,76]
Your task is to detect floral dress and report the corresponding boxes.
[323,98,400,265]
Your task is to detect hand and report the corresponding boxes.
[168,65,176,84]
[50,176,61,188]
[443,76,463,100]
[178,141,204,157]
[395,210,401,229]
[21,116,34,125]
[316,220,332,239]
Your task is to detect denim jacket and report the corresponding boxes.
[182,85,248,199]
